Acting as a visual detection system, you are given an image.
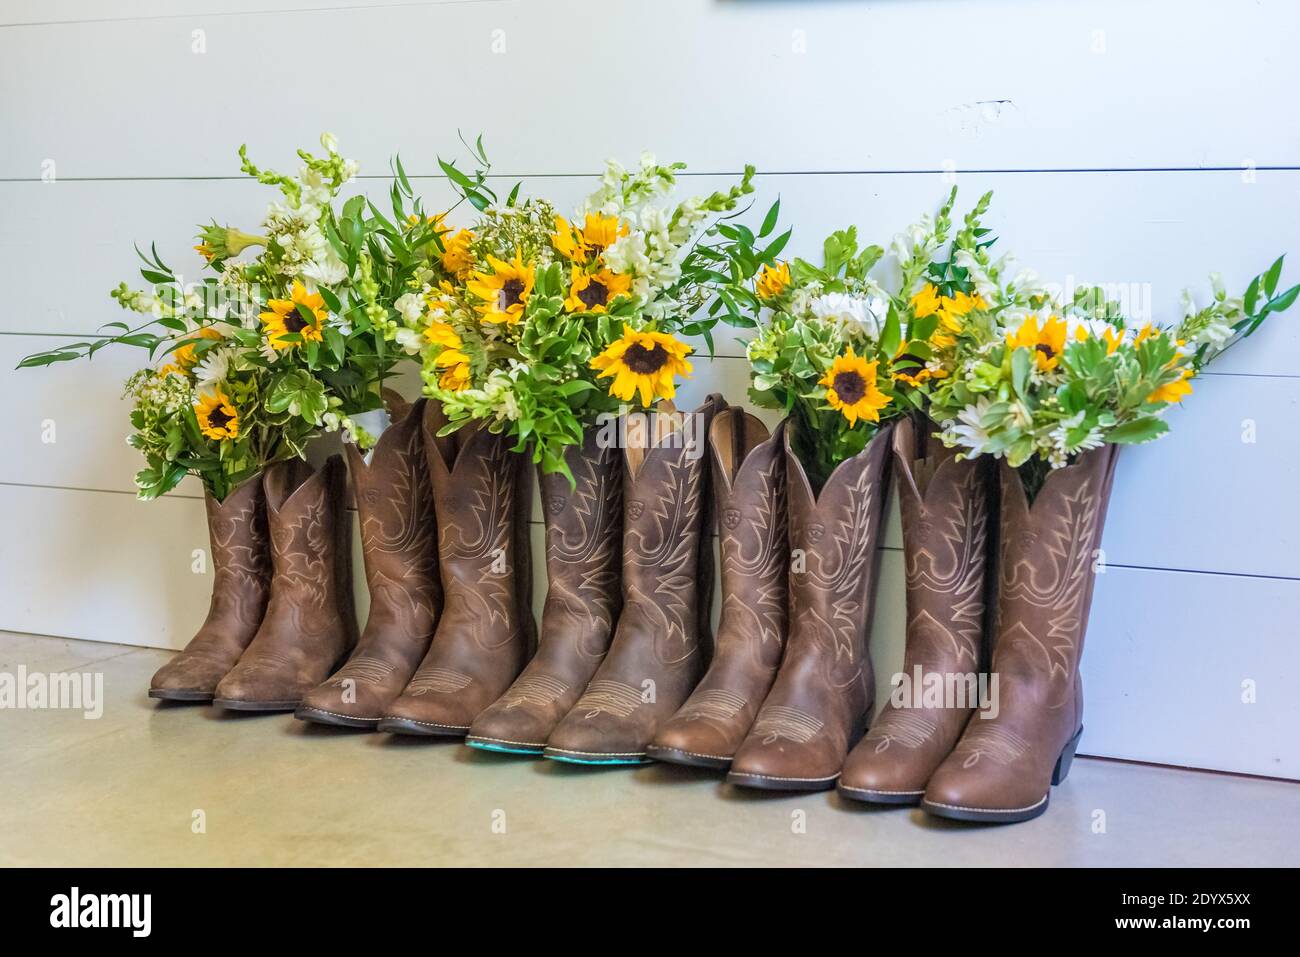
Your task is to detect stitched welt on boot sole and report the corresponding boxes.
[147,689,215,703]
[726,770,840,792]
[294,706,381,729]
[644,745,733,770]
[836,783,925,806]
[919,792,1050,824]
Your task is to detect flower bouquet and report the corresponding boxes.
[900,225,1298,821]
[18,134,488,706]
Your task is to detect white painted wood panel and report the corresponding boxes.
[2,0,1296,180]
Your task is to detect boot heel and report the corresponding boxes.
[1051,725,1083,785]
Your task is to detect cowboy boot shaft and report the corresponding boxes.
[149,475,272,699]
[713,417,788,670]
[465,430,623,752]
[647,411,788,768]
[203,480,272,631]
[728,424,892,789]
[349,403,441,636]
[839,418,993,802]
[538,432,623,639]
[783,430,892,706]
[428,427,530,649]
[989,445,1119,735]
[895,426,991,683]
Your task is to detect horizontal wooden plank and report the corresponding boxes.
[2,482,1293,776]
[0,0,484,28]
[6,170,1299,377]
[6,331,1294,577]
[2,0,1296,179]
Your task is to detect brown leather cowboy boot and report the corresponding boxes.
[296,398,442,729]
[646,410,788,769]
[465,427,622,754]
[213,456,358,711]
[922,444,1119,823]
[149,474,271,702]
[378,413,535,736]
[727,422,893,790]
[838,417,993,804]
[543,395,725,764]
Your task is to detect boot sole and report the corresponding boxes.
[148,689,214,703]
[377,717,469,737]
[294,706,380,730]
[465,738,545,756]
[726,771,839,792]
[542,747,649,766]
[920,725,1083,825]
[836,784,924,806]
[644,745,731,771]
[213,698,300,712]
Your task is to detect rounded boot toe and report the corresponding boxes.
[543,712,649,764]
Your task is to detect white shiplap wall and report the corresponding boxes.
[2,0,1297,779]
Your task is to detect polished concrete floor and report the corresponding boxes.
[2,631,1297,867]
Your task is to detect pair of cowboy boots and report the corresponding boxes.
[147,453,358,711]
[837,417,1118,823]
[649,417,894,789]
[291,399,536,734]
[465,396,726,763]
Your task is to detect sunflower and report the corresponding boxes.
[1006,314,1070,372]
[910,284,943,319]
[195,389,239,441]
[576,213,627,260]
[551,216,587,262]
[564,266,633,314]
[260,281,326,351]
[440,228,475,278]
[591,329,693,407]
[467,252,535,324]
[161,327,222,376]
[425,321,472,391]
[821,347,891,426]
[1147,367,1193,405]
[755,261,791,299]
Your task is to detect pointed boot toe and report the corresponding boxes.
[645,722,739,770]
[837,747,930,805]
[466,703,557,755]
[149,653,232,702]
[726,735,846,791]
[543,707,653,765]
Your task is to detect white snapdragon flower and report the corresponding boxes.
[604,231,651,277]
[394,292,426,324]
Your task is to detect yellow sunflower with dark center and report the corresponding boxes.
[1006,314,1071,372]
[260,281,326,351]
[576,213,628,261]
[564,266,633,314]
[591,329,694,407]
[890,343,947,388]
[195,389,239,441]
[755,261,791,299]
[467,252,535,324]
[820,347,891,426]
